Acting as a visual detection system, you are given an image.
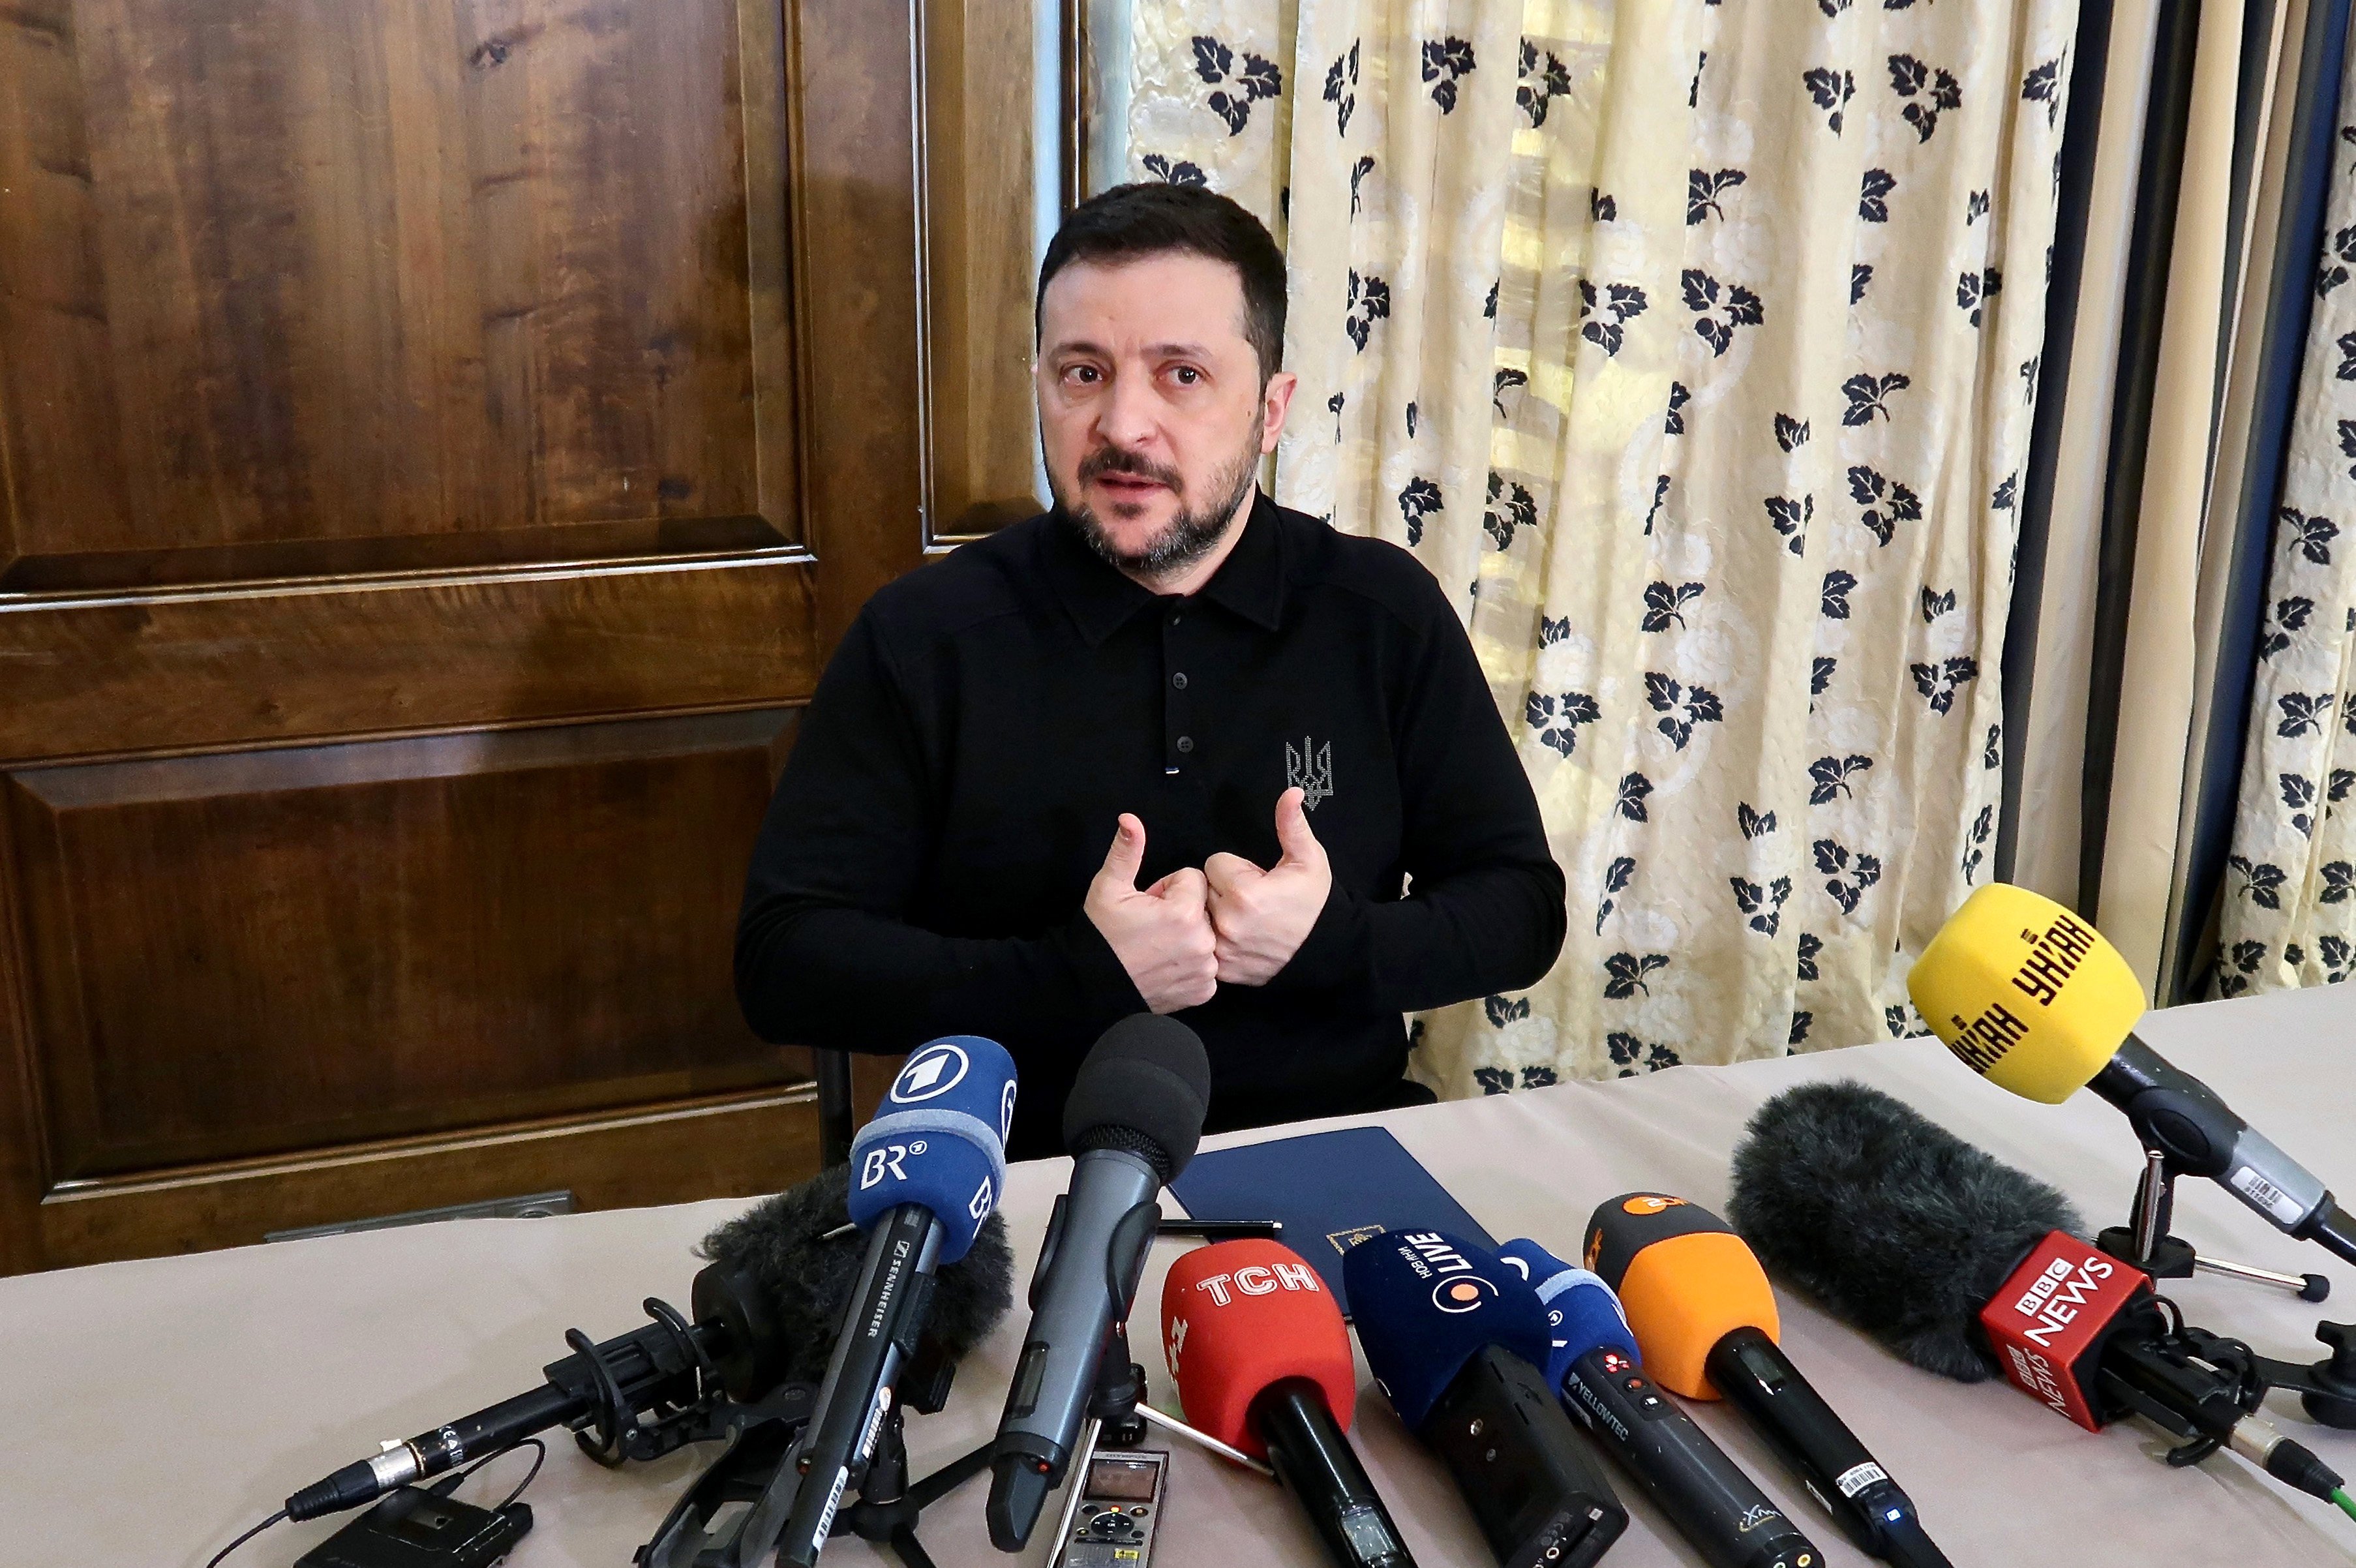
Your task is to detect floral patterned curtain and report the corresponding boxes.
[2213,63,2356,995]
[1126,0,2077,1093]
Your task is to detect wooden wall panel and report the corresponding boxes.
[8,710,798,1182]
[922,0,1050,540]
[0,562,817,765]
[0,0,796,591]
[0,0,935,1275]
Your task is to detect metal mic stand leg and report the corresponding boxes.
[2096,1149,2331,1302]
[828,1403,995,1568]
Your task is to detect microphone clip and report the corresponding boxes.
[2094,1145,2331,1303]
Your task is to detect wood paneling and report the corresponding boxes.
[0,0,939,1275]
[8,710,798,1181]
[0,559,818,765]
[793,0,931,650]
[0,0,797,590]
[921,0,1050,541]
[37,1085,823,1268]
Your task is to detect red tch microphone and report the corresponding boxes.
[1162,1239,1418,1568]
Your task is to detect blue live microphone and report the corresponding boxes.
[1344,1230,1626,1568]
[734,1036,1017,1567]
[1498,1239,1820,1568]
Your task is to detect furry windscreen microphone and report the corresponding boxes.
[1725,1078,2081,1381]
[698,1163,1016,1386]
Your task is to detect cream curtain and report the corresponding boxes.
[1128,0,2077,1091]
[2214,48,2356,993]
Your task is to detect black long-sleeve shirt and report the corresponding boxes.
[736,493,1565,1158]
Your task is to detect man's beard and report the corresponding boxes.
[1056,414,1263,579]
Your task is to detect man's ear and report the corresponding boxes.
[1260,370,1299,453]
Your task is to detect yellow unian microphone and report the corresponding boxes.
[1905,883,2145,1104]
[1907,883,2356,1267]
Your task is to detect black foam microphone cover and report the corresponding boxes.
[1726,1079,2082,1382]
[1060,1014,1213,1179]
[699,1163,1016,1384]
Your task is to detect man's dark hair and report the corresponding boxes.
[1036,183,1287,382]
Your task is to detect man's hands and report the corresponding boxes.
[1085,793,1334,1009]
[1205,787,1331,988]
[1085,814,1218,1014]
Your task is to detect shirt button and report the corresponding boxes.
[1175,736,1195,754]
[1171,672,1188,690]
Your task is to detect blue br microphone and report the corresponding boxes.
[736,1036,1018,1567]
[1497,1239,1819,1568]
[1344,1230,1626,1568]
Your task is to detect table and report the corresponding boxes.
[6,984,2353,1567]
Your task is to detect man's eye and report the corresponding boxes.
[1171,367,1201,385]
[1065,365,1101,384]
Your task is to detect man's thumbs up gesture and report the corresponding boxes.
[1084,814,1218,1014]
[1204,787,1332,986]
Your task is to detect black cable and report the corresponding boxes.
[202,1508,287,1568]
[207,1440,548,1566]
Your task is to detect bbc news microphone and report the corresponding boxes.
[1908,882,2356,1267]
[1342,1229,1629,1568]
[988,1014,1213,1550]
[1574,1201,1950,1568]
[1728,1078,2355,1520]
[1496,1238,1821,1568]
[280,1156,1015,1526]
[732,1034,1019,1567]
[1160,1239,1419,1568]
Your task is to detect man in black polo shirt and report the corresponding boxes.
[736,185,1563,1158]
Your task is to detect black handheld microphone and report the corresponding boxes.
[1496,1240,1822,1568]
[987,1014,1211,1550]
[284,1156,1014,1524]
[1344,1229,1629,1568]
[1576,1199,1949,1568]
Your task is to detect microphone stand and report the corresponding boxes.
[636,1338,990,1568]
[2095,1146,2331,1302]
[1040,1318,1278,1558]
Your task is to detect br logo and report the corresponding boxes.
[892,1042,970,1103]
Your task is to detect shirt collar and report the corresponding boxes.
[1040,490,1287,646]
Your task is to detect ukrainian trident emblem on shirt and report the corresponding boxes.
[1286,736,1333,811]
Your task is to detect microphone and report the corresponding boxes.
[1343,1229,1628,1568]
[1729,1079,2351,1509]
[1576,1200,1949,1568]
[1908,882,2356,1266]
[284,1157,1014,1524]
[988,1014,1211,1550]
[1160,1239,1417,1568]
[748,1034,1019,1567]
[1497,1239,1820,1568]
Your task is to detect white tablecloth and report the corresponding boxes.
[4,985,2352,1567]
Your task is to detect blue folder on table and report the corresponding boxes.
[1168,1125,1496,1316]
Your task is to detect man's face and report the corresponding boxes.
[1036,252,1295,579]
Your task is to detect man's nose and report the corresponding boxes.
[1093,371,1162,451]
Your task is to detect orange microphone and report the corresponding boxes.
[1585,1196,1952,1568]
[1162,1239,1415,1567]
